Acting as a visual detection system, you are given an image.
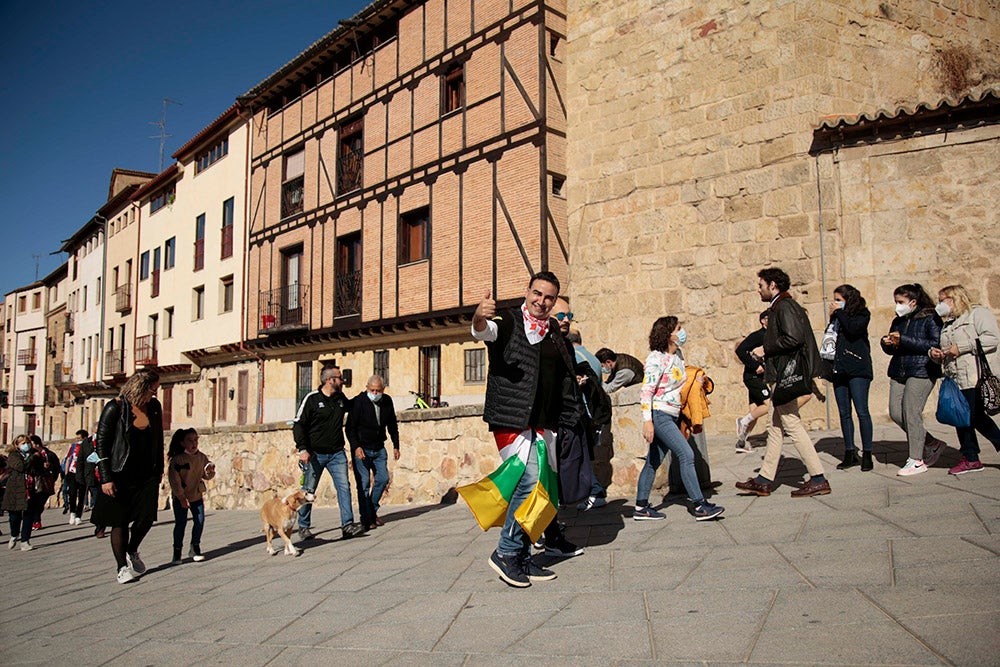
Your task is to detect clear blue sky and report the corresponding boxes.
[0,0,370,296]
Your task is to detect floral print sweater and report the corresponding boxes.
[640,350,686,419]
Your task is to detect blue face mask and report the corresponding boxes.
[86,451,101,464]
[675,328,688,346]
[835,301,845,309]
[19,443,30,454]
[367,392,383,403]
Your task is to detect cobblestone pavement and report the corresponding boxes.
[2,423,998,665]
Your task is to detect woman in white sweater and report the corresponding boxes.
[929,285,1000,474]
[634,316,724,522]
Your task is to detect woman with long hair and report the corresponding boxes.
[930,285,1000,474]
[827,284,874,471]
[92,369,164,583]
[634,316,724,521]
[880,283,944,476]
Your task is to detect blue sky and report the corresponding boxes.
[0,0,370,296]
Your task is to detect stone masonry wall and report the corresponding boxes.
[565,0,1000,428]
[170,394,656,512]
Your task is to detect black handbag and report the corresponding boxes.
[772,349,811,406]
[975,340,1000,416]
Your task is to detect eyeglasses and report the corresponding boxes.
[554,312,574,321]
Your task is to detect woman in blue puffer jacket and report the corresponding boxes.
[880,283,943,476]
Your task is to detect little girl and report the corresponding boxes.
[167,428,215,563]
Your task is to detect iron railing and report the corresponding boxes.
[104,349,124,376]
[17,348,37,366]
[115,284,132,312]
[337,146,362,194]
[14,389,33,406]
[135,335,157,366]
[335,270,361,316]
[281,176,304,218]
[258,284,310,333]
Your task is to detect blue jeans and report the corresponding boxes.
[353,448,390,526]
[8,510,32,542]
[172,498,205,549]
[637,411,703,505]
[299,450,354,528]
[833,376,873,452]
[498,439,539,557]
[957,387,1000,463]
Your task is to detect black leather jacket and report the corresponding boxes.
[763,293,823,384]
[96,396,165,482]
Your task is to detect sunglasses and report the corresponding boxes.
[554,312,574,321]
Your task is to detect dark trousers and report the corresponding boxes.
[957,387,1000,462]
[66,477,86,516]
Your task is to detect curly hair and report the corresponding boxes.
[833,284,867,316]
[648,316,679,353]
[758,267,790,293]
[121,369,160,405]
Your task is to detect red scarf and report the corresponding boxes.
[521,303,550,339]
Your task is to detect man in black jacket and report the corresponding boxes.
[346,374,399,530]
[736,267,830,498]
[294,366,365,540]
[467,271,580,588]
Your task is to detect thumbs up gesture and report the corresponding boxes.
[473,289,496,331]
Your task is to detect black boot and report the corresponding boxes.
[172,547,182,564]
[837,449,860,470]
[860,451,873,472]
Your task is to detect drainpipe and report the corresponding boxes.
[236,103,266,424]
[95,214,108,389]
[815,154,831,429]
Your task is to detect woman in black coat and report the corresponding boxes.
[3,435,34,549]
[92,369,164,584]
[826,285,875,471]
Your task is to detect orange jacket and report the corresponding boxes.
[679,365,713,439]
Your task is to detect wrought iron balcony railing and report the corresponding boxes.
[104,349,124,376]
[17,348,37,366]
[14,389,33,406]
[135,334,157,366]
[115,284,132,312]
[258,284,310,333]
[335,270,361,317]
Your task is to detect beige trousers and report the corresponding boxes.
[759,396,825,481]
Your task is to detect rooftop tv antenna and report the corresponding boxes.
[149,98,182,172]
[32,253,42,281]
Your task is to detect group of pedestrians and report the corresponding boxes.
[733,274,1000,479]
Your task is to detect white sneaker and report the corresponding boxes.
[736,417,750,442]
[126,551,147,575]
[188,546,205,562]
[897,458,928,476]
[735,441,754,454]
[20,541,33,551]
[923,438,947,467]
[117,566,136,584]
[8,537,16,550]
[576,495,607,511]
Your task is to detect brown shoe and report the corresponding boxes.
[735,477,772,496]
[790,479,831,498]
[374,516,384,527]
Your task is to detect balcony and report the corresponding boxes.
[337,146,362,195]
[65,311,74,333]
[258,284,310,334]
[55,364,72,385]
[14,389,33,406]
[104,349,124,376]
[221,224,233,259]
[335,270,361,317]
[115,284,132,313]
[151,270,160,298]
[194,238,205,271]
[281,176,304,218]
[17,348,37,366]
[135,334,157,366]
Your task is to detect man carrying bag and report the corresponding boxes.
[736,267,831,498]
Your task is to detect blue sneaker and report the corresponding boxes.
[633,504,665,521]
[691,501,725,521]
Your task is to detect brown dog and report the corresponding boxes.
[260,490,314,556]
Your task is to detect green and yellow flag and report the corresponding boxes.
[457,428,559,544]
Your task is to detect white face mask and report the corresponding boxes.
[895,302,914,318]
[935,301,951,318]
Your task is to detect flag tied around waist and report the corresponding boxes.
[457,428,559,544]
